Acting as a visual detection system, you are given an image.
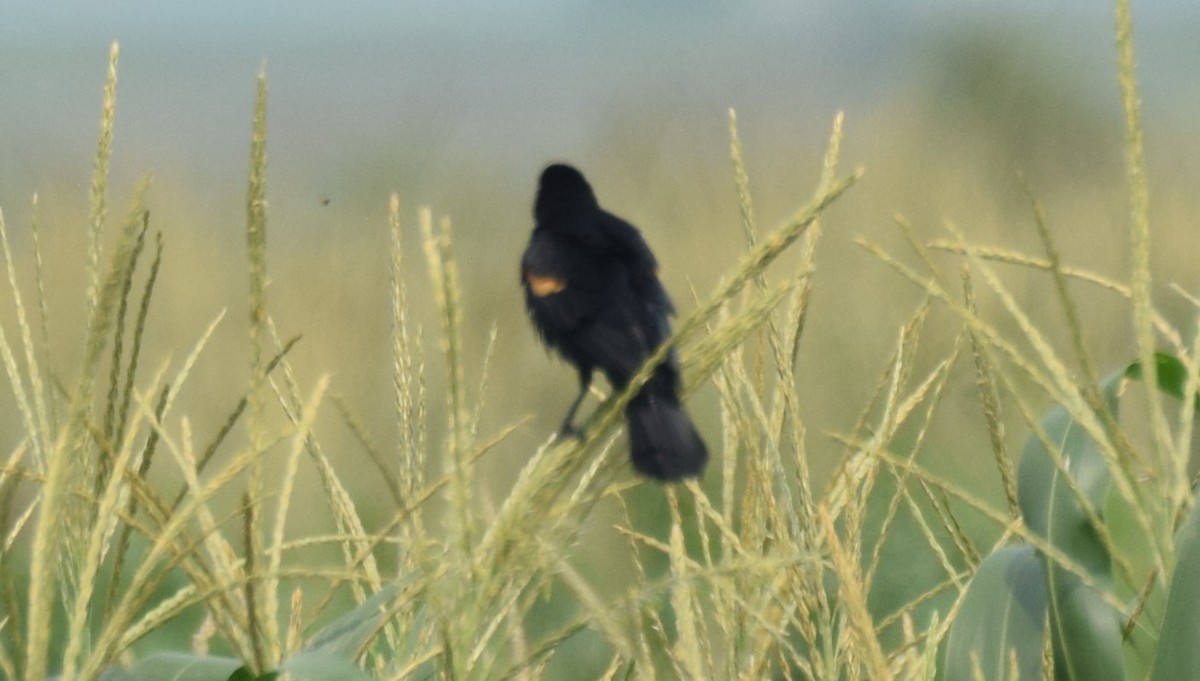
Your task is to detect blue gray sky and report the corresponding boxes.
[1,1,1197,215]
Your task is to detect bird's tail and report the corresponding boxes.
[624,390,707,481]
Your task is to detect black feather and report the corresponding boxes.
[521,163,708,481]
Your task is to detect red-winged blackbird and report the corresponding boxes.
[520,163,708,481]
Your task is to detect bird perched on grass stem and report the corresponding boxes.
[520,163,707,481]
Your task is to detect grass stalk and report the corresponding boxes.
[418,208,475,560]
[86,42,119,323]
[1116,0,1175,500]
[24,175,149,680]
[0,210,42,470]
[242,64,277,665]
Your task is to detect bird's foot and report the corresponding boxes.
[557,423,585,442]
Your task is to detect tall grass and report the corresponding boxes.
[0,0,1196,678]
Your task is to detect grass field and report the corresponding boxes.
[2,2,1200,679]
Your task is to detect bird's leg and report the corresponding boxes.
[557,368,592,439]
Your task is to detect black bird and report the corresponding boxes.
[520,163,708,481]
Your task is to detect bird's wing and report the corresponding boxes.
[521,232,596,333]
[594,211,675,317]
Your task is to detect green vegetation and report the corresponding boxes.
[1,1,1198,679]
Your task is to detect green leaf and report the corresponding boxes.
[1151,501,1200,680]
[225,667,257,681]
[1124,352,1196,408]
[277,651,373,681]
[1103,478,1163,680]
[110,651,368,681]
[121,653,244,681]
[1017,372,1119,574]
[942,546,1047,681]
[305,582,400,658]
[1016,369,1125,680]
[1043,565,1124,681]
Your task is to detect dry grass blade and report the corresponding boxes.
[819,505,893,681]
[241,64,276,665]
[861,230,1157,561]
[961,268,1019,519]
[265,375,331,666]
[243,491,266,673]
[114,231,162,453]
[103,384,170,621]
[0,207,53,468]
[24,174,150,681]
[728,109,760,247]
[333,393,403,507]
[928,239,1183,349]
[285,587,303,659]
[1170,294,1200,514]
[418,207,476,563]
[823,303,930,524]
[264,319,387,618]
[865,343,969,592]
[390,194,427,509]
[673,169,860,357]
[549,548,635,660]
[86,42,119,322]
[181,331,295,502]
[81,422,280,677]
[930,240,1123,290]
[98,212,150,496]
[0,210,41,470]
[850,438,1133,617]
[666,487,708,680]
[245,65,269,429]
[61,363,170,679]
[788,111,844,369]
[1116,0,1174,482]
[926,234,1178,566]
[28,195,59,439]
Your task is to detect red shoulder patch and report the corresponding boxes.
[525,272,567,297]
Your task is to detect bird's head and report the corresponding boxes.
[535,163,598,222]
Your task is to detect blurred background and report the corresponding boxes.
[1,0,1199,668]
